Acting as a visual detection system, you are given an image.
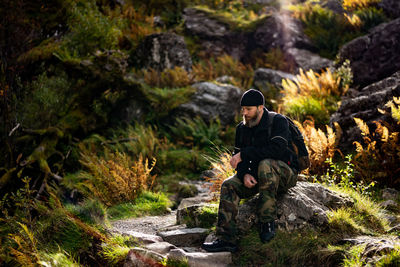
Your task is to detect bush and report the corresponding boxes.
[280,68,348,128]
[64,150,156,206]
[352,114,400,188]
[18,72,72,129]
[295,119,342,175]
[55,0,122,60]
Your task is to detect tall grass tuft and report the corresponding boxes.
[69,149,156,206]
[203,147,235,196]
[280,68,348,127]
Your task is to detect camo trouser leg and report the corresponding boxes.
[216,174,257,243]
[257,159,297,223]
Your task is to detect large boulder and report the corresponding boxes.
[237,181,353,232]
[252,12,315,52]
[134,33,192,72]
[177,182,353,233]
[285,48,333,73]
[183,8,315,61]
[183,8,247,60]
[338,18,400,87]
[177,82,242,125]
[330,71,400,149]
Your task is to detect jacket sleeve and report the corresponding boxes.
[240,114,289,163]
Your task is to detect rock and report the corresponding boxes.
[183,8,231,39]
[144,241,177,255]
[178,194,214,210]
[338,18,400,87]
[285,48,333,72]
[176,204,218,227]
[253,68,296,108]
[168,248,232,267]
[380,200,399,211]
[253,12,315,51]
[236,181,353,232]
[158,228,209,247]
[123,231,164,245]
[183,8,314,61]
[382,188,399,200]
[254,68,296,90]
[177,82,242,125]
[183,8,248,60]
[123,248,164,267]
[341,236,400,262]
[388,224,400,233]
[378,0,400,18]
[330,71,400,149]
[134,32,192,72]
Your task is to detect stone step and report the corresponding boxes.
[168,248,232,267]
[158,228,209,247]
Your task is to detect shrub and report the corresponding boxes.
[352,115,400,188]
[156,148,209,175]
[18,72,72,129]
[343,0,381,11]
[142,67,194,88]
[55,0,122,59]
[140,85,195,118]
[169,116,225,149]
[281,68,348,128]
[290,3,359,59]
[295,119,342,175]
[64,150,156,206]
[192,54,253,89]
[203,148,235,196]
[65,198,108,226]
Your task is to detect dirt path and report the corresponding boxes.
[111,210,178,235]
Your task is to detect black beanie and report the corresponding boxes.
[240,89,264,106]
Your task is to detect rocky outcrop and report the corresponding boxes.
[177,82,242,125]
[237,181,353,232]
[253,12,315,52]
[285,48,333,72]
[253,68,296,92]
[134,33,192,72]
[341,236,400,266]
[338,18,400,87]
[378,0,400,19]
[177,182,353,233]
[330,71,400,149]
[183,8,318,65]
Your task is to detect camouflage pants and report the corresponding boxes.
[216,159,297,243]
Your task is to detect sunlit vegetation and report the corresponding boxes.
[342,0,381,11]
[64,149,156,206]
[352,108,400,187]
[1,0,399,266]
[290,2,387,59]
[280,67,349,127]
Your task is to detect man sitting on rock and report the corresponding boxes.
[202,89,299,252]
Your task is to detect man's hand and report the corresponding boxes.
[230,152,242,169]
[244,174,257,188]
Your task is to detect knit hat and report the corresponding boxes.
[240,89,265,106]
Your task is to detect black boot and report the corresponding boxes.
[259,221,276,243]
[202,239,238,253]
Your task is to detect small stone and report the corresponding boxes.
[382,188,399,201]
[144,242,177,255]
[158,228,209,247]
[125,231,163,244]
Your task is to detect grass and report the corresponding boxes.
[107,191,171,221]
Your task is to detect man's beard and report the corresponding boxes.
[243,109,261,128]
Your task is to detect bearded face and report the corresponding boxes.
[242,105,263,127]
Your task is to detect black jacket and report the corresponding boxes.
[234,107,298,181]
